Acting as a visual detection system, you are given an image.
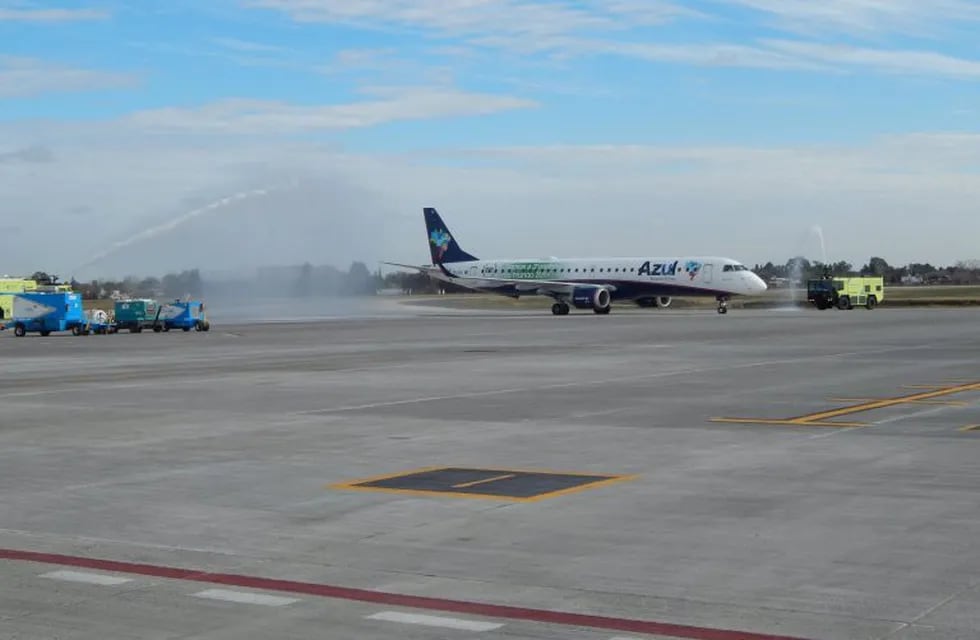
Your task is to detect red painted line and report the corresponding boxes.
[0,547,810,640]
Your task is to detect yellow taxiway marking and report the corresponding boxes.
[959,425,980,433]
[452,473,516,489]
[794,381,980,423]
[713,381,980,428]
[710,418,868,428]
[828,398,968,407]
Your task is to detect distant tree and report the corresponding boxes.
[828,260,853,276]
[861,256,890,277]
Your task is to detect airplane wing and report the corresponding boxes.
[381,261,431,272]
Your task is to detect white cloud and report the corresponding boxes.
[717,0,980,37]
[246,0,616,36]
[592,41,832,71]
[763,40,980,78]
[0,56,136,98]
[0,7,108,22]
[124,87,538,134]
[244,0,980,79]
[211,36,284,53]
[244,0,699,45]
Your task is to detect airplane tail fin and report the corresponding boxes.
[424,207,478,264]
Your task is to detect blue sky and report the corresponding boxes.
[2,1,980,276]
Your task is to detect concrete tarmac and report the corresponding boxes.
[2,303,979,640]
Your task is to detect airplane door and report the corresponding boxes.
[702,263,714,284]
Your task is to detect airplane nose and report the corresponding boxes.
[747,273,767,294]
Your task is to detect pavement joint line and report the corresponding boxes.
[0,547,813,640]
[714,381,980,427]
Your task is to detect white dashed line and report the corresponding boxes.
[366,610,504,631]
[40,570,132,586]
[192,588,299,607]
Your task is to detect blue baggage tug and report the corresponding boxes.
[154,299,211,332]
[5,291,88,337]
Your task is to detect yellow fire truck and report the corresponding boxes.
[0,278,39,321]
[806,275,884,310]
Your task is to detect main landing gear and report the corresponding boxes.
[716,296,729,315]
[551,302,570,316]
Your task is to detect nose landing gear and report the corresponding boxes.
[716,296,729,315]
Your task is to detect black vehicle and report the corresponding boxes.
[806,277,842,310]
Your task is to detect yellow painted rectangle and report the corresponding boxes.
[329,466,637,502]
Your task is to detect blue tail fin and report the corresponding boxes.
[424,207,478,264]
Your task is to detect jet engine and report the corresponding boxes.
[635,296,672,308]
[572,286,611,311]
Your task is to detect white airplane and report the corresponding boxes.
[388,207,767,315]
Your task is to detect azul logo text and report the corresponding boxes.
[637,260,678,277]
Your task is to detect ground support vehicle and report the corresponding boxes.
[114,299,161,333]
[807,276,884,310]
[79,309,118,335]
[5,292,88,336]
[154,300,210,332]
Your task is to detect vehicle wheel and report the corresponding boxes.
[153,325,162,333]
[182,326,191,332]
[718,306,728,314]
[40,330,51,336]
[202,321,210,331]
[551,303,562,315]
[14,324,25,337]
[837,296,850,310]
[866,295,877,310]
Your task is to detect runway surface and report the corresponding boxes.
[2,302,979,640]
